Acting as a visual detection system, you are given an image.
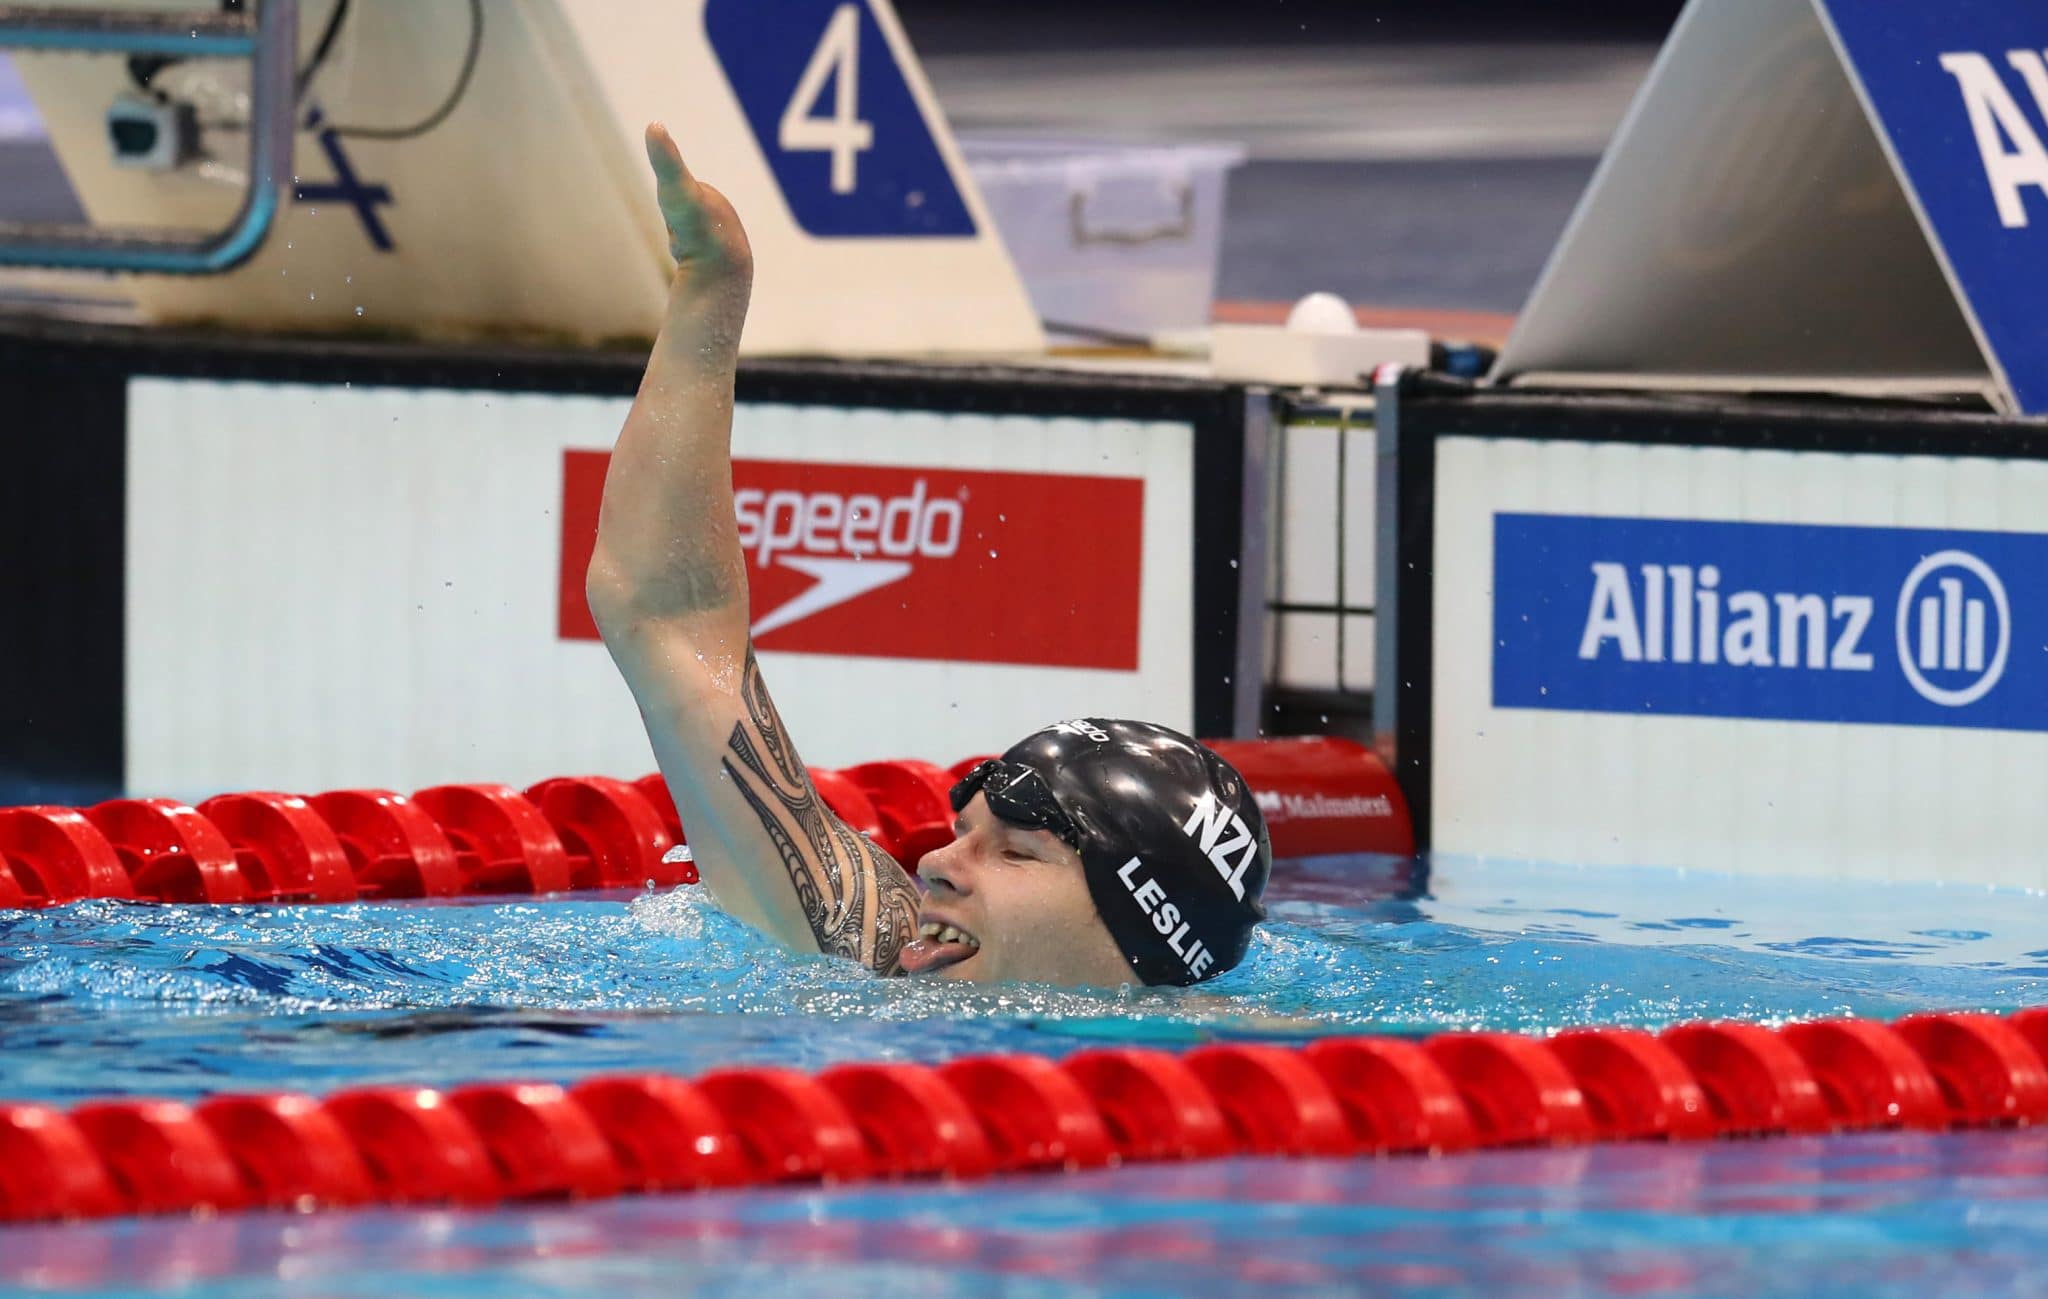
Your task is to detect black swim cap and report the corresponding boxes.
[950,719,1270,986]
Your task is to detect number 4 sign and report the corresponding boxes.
[706,0,977,237]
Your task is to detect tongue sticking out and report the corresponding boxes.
[899,936,977,975]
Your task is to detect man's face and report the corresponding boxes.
[907,792,1133,986]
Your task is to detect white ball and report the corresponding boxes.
[1284,291,1358,334]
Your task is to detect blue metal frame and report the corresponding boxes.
[0,2,296,273]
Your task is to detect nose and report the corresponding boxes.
[917,834,972,898]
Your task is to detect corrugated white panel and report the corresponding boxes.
[1277,423,1339,608]
[1431,435,2048,888]
[126,379,1192,800]
[1270,413,1376,692]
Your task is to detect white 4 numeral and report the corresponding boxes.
[779,4,874,195]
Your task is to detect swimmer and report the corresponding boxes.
[584,123,1270,988]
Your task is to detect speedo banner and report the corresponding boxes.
[1493,513,2048,733]
[560,452,1145,669]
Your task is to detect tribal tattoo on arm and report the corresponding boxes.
[720,648,920,974]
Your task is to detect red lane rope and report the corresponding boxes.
[8,1009,2048,1223]
[0,738,1410,907]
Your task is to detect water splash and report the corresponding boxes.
[4,857,2047,1102]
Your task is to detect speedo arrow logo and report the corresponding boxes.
[561,451,1146,669]
[751,556,914,637]
[735,476,963,638]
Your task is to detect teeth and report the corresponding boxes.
[918,920,981,949]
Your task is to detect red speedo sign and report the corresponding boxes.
[559,452,1144,669]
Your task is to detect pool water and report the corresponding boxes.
[7,854,2048,1296]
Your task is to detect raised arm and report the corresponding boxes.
[584,123,919,973]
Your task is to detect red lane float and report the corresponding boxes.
[567,1074,749,1191]
[193,1093,374,1209]
[0,738,1416,908]
[67,1100,248,1214]
[0,807,133,905]
[818,1062,995,1180]
[320,1086,501,1206]
[808,768,890,852]
[409,784,573,896]
[1895,1012,2048,1126]
[1060,1048,1236,1162]
[1183,1044,1353,1157]
[445,1082,624,1201]
[0,1105,124,1220]
[1298,1036,1476,1154]
[1549,1027,1716,1143]
[934,1054,1114,1173]
[1659,1021,1831,1136]
[1205,736,1413,859]
[12,1002,2048,1223]
[195,793,357,904]
[839,760,958,870]
[1778,1019,1948,1132]
[693,1068,870,1185]
[305,790,464,900]
[630,773,687,846]
[524,777,687,889]
[1424,1032,1597,1147]
[84,799,247,903]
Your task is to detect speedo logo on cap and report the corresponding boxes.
[1181,790,1259,901]
[1050,720,1110,743]
[1115,857,1214,980]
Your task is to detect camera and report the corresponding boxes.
[106,91,200,170]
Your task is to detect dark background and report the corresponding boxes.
[895,0,1685,48]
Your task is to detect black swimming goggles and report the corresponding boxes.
[949,759,1083,853]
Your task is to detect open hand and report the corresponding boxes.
[645,122,753,282]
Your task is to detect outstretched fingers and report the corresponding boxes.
[645,121,696,200]
[642,120,753,279]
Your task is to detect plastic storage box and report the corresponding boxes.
[957,135,1246,341]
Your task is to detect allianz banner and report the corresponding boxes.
[1494,514,2048,733]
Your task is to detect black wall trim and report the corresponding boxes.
[1189,396,1249,738]
[0,316,1240,422]
[0,368,126,797]
[0,318,1250,795]
[1384,386,1438,850]
[1404,387,2048,457]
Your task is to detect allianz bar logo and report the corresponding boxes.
[1491,514,2048,731]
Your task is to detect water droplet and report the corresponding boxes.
[308,293,316,301]
[355,306,364,316]
[988,549,999,558]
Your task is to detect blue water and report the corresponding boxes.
[7,854,2048,1296]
